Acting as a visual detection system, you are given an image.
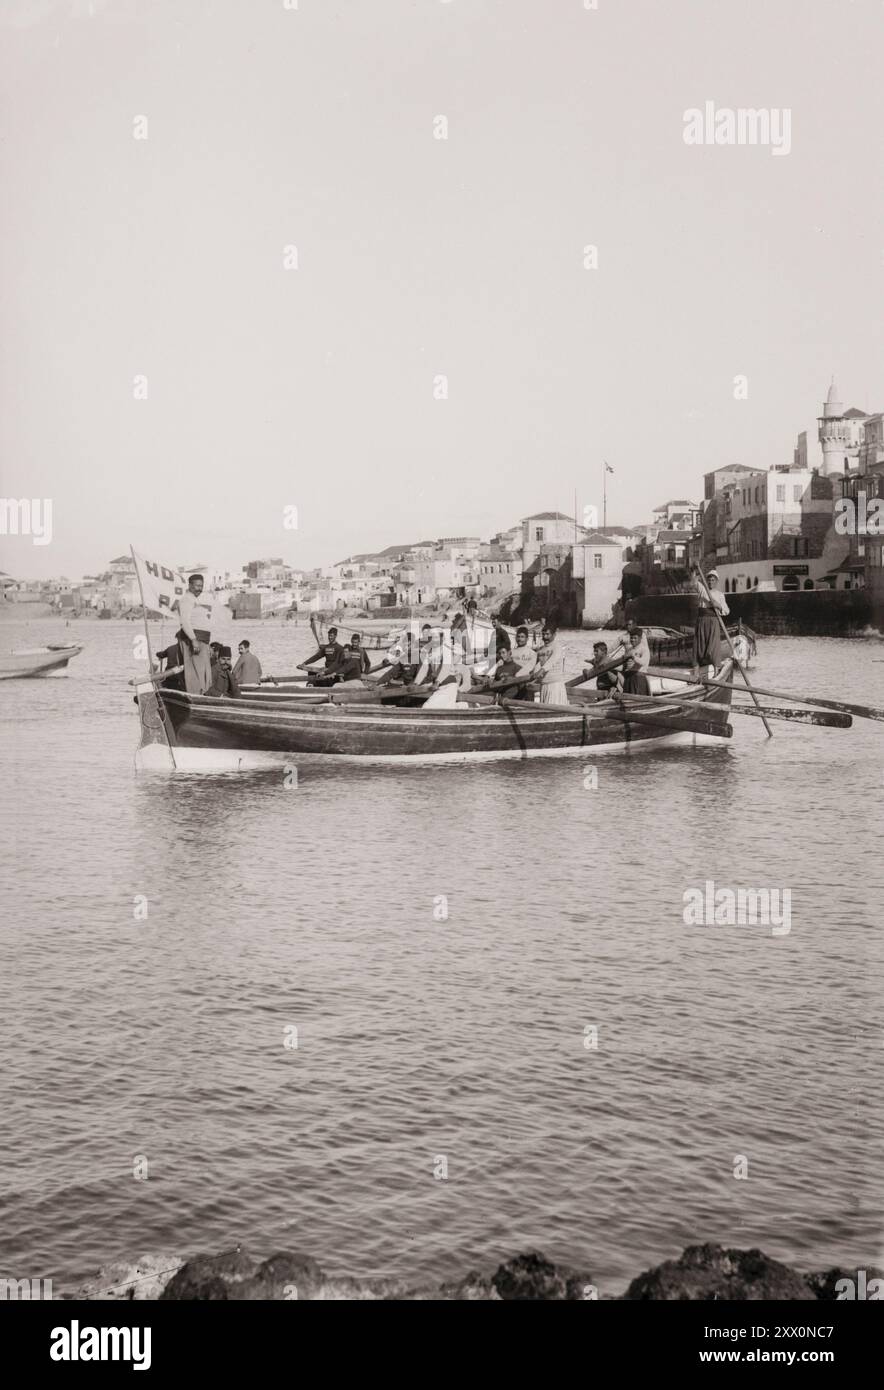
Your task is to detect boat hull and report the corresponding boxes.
[0,644,83,679]
[137,680,733,769]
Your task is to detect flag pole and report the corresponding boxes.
[130,545,156,672]
[130,545,178,770]
[603,462,607,529]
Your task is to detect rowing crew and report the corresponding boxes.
[580,628,652,697]
[295,620,647,706]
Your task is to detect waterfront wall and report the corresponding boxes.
[627,589,876,636]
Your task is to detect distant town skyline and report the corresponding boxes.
[2,0,883,583]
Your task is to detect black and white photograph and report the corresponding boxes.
[1,0,881,1366]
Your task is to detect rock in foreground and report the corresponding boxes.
[624,1244,815,1301]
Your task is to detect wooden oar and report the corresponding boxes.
[618,693,851,729]
[694,563,773,738]
[478,674,537,694]
[565,649,626,689]
[128,665,184,686]
[646,667,884,724]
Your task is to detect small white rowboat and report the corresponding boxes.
[0,644,83,679]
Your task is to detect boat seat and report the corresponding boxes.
[423,682,459,709]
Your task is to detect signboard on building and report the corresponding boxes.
[773,564,809,576]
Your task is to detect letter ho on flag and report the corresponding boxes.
[131,550,207,617]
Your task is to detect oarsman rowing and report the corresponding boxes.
[489,625,536,700]
[176,573,213,694]
[298,626,345,685]
[621,627,651,695]
[691,567,729,681]
[589,641,619,693]
[347,633,372,676]
[334,643,368,686]
[536,624,568,705]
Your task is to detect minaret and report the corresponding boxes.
[817,378,846,477]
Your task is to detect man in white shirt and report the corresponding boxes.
[691,568,729,680]
[176,573,213,694]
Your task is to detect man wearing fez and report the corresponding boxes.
[176,572,213,694]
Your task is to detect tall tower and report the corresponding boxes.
[817,378,848,477]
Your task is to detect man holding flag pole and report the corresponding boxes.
[176,573,214,693]
[131,550,214,694]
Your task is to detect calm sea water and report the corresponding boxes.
[1,613,882,1295]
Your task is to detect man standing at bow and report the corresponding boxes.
[176,573,214,694]
[691,567,729,681]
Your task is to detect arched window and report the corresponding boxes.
[803,579,814,590]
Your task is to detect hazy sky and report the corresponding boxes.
[2,0,882,579]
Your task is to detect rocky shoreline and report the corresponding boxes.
[61,1244,880,1301]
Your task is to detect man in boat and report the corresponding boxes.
[333,643,368,686]
[176,573,214,694]
[415,628,456,687]
[373,627,423,688]
[585,641,620,694]
[621,627,651,695]
[298,626,345,685]
[625,623,650,671]
[691,567,729,680]
[491,617,511,656]
[347,632,372,676]
[535,624,568,704]
[155,639,184,690]
[206,645,241,698]
[448,615,473,690]
[233,640,262,685]
[490,625,536,700]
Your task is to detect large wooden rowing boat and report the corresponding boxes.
[0,643,83,679]
[134,663,734,770]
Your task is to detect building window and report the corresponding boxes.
[776,485,785,502]
[755,486,760,504]
[793,485,802,502]
[535,527,544,542]
[593,553,603,569]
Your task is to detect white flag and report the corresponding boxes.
[131,549,213,623]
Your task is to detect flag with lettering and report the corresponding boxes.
[131,549,212,621]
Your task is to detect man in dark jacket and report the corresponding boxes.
[206,646,241,698]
